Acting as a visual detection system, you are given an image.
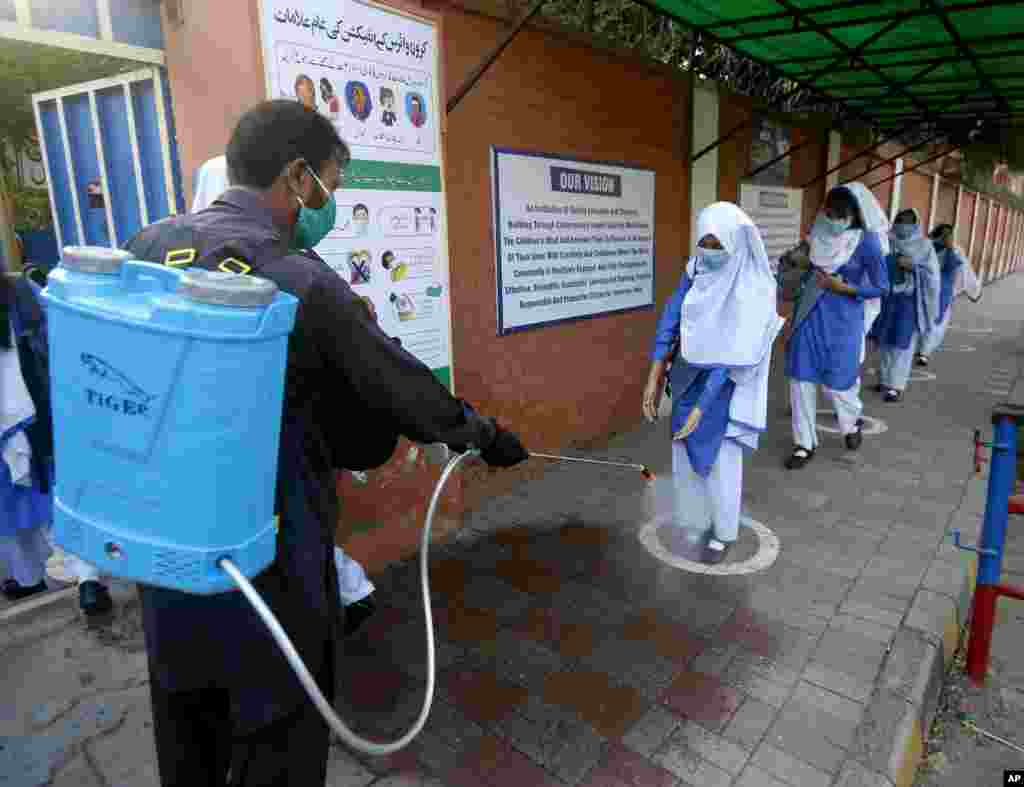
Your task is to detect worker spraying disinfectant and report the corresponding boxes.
[41,100,655,786]
[42,245,655,765]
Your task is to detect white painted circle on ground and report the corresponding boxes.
[815,410,888,436]
[952,327,993,335]
[947,344,976,352]
[865,368,936,383]
[638,515,779,576]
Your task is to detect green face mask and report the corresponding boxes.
[292,166,337,250]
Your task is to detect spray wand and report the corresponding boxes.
[219,444,653,755]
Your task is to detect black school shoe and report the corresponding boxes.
[845,419,864,451]
[784,446,815,470]
[883,389,904,403]
[702,539,734,565]
[79,580,114,616]
[916,354,930,367]
[343,593,378,637]
[2,578,47,600]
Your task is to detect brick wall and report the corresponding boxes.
[900,170,933,223]
[345,2,692,570]
[789,127,828,237]
[973,199,990,275]
[957,191,975,253]
[717,93,753,205]
[869,164,894,216]
[935,182,958,229]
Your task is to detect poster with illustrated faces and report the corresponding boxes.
[260,0,439,167]
[314,189,449,372]
[259,0,454,387]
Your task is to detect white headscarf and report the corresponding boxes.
[843,182,889,334]
[892,208,942,332]
[190,155,229,213]
[844,182,891,256]
[953,246,982,301]
[2,297,36,485]
[808,185,867,274]
[681,202,785,437]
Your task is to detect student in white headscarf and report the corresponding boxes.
[643,203,784,564]
[914,223,979,365]
[190,155,229,214]
[189,154,379,635]
[784,185,888,470]
[842,182,891,351]
[870,208,942,402]
[1,271,53,601]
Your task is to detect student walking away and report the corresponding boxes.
[123,101,529,786]
[1,268,54,601]
[784,185,888,470]
[871,209,941,403]
[644,203,784,564]
[915,223,977,365]
[11,263,114,614]
[191,155,230,214]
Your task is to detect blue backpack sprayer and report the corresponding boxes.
[43,247,653,755]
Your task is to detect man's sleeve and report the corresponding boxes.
[304,272,495,449]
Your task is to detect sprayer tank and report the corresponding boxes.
[43,247,298,594]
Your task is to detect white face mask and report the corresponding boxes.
[696,247,730,273]
[820,214,852,236]
[893,223,917,240]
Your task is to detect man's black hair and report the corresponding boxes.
[895,208,918,224]
[930,223,954,239]
[226,100,350,190]
[353,203,369,216]
[825,186,864,228]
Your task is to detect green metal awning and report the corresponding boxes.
[637,0,1024,133]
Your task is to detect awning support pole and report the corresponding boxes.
[446,0,548,115]
[864,146,961,190]
[800,85,985,190]
[837,131,944,186]
[683,32,698,247]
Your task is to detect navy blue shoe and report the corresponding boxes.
[2,578,47,600]
[79,581,113,616]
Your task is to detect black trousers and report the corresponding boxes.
[148,680,332,787]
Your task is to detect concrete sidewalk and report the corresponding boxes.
[2,275,1022,787]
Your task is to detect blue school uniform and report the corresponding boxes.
[785,232,887,391]
[651,273,735,478]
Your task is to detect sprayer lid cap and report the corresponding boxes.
[177,269,278,308]
[61,246,133,274]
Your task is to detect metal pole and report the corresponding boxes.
[800,85,983,191]
[966,414,1018,684]
[864,147,960,190]
[691,120,750,165]
[446,0,548,115]
[837,132,943,187]
[683,33,697,243]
